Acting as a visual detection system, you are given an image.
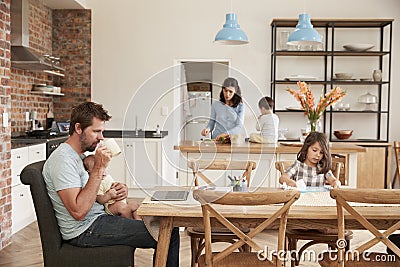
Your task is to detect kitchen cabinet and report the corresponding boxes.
[11,143,46,234]
[354,143,391,189]
[270,18,393,142]
[107,138,170,198]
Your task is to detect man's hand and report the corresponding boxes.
[93,144,112,170]
[110,182,128,201]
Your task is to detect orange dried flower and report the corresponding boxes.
[287,81,347,123]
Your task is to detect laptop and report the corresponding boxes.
[151,190,190,201]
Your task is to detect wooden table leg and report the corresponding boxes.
[154,217,173,267]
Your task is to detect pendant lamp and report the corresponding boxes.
[214,13,248,45]
[287,13,321,45]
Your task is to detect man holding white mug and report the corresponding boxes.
[42,101,180,266]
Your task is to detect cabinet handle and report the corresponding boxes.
[17,156,21,159]
[20,193,24,197]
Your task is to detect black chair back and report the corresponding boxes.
[20,161,135,267]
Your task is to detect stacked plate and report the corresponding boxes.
[343,43,374,52]
[33,84,52,92]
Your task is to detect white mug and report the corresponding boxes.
[102,138,122,157]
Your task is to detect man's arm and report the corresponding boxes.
[58,145,111,221]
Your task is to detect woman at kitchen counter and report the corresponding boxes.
[201,77,244,140]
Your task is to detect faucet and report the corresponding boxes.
[135,115,138,136]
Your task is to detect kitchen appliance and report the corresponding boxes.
[184,91,212,140]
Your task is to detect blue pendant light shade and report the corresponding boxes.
[214,13,248,45]
[287,13,322,45]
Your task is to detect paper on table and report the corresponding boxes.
[296,179,307,191]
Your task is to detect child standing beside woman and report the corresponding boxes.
[279,132,341,188]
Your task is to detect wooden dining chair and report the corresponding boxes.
[193,189,300,267]
[392,141,400,188]
[275,160,353,267]
[187,159,257,267]
[319,188,400,266]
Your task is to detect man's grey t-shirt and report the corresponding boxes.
[42,143,105,240]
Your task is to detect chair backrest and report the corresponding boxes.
[189,159,256,187]
[275,160,342,180]
[330,188,400,266]
[193,189,300,266]
[20,161,63,258]
[393,141,400,188]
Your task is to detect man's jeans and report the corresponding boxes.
[68,214,180,267]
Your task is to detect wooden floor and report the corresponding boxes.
[0,220,389,267]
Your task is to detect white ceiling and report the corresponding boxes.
[43,0,86,9]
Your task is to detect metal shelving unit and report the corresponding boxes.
[270,18,393,142]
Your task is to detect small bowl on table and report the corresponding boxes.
[334,130,353,140]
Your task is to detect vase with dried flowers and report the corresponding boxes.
[287,81,347,132]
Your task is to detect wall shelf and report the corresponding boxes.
[270,18,393,142]
[30,91,64,96]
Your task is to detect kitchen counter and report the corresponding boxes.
[175,140,366,188]
[103,130,168,139]
[174,141,366,154]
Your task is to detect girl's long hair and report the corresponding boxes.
[297,132,331,174]
[219,77,242,108]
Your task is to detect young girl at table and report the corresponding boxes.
[279,132,341,188]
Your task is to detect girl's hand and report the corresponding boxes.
[332,179,341,188]
[201,128,210,136]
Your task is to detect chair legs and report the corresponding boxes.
[189,235,251,267]
[286,230,353,267]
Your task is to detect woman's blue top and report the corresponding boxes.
[206,101,245,139]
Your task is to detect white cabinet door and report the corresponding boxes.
[11,147,29,187]
[28,144,46,163]
[12,184,36,234]
[125,140,162,189]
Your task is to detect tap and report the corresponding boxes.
[135,116,138,136]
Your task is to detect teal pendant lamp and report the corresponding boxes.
[214,13,249,45]
[288,13,321,45]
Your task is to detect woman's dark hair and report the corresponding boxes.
[258,96,274,110]
[69,102,112,135]
[297,132,331,174]
[219,77,242,108]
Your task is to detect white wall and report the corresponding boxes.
[86,0,400,143]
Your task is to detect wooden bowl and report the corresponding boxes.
[334,130,353,140]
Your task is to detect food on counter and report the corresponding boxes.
[216,135,231,144]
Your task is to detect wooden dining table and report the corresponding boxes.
[137,188,400,267]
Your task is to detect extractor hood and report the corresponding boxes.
[11,0,64,72]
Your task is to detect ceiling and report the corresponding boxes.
[43,0,86,9]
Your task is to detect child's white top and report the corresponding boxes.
[256,113,279,143]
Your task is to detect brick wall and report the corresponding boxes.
[10,0,54,133]
[1,0,91,250]
[0,0,11,250]
[52,9,91,121]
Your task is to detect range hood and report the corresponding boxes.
[11,0,64,72]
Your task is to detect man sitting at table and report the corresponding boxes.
[42,101,180,266]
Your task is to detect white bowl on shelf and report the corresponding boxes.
[343,43,374,52]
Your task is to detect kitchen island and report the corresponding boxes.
[175,141,366,188]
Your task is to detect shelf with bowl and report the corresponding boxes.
[270,18,392,143]
[30,91,64,96]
